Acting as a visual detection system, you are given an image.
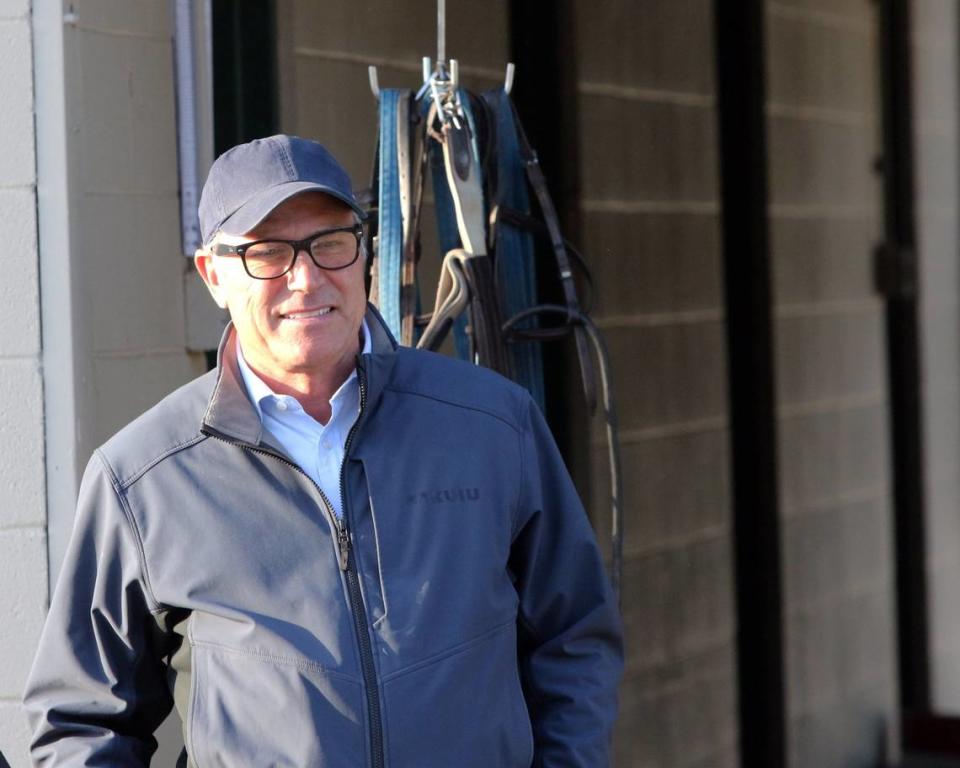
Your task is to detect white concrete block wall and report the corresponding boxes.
[2,1,208,764]
[64,4,205,468]
[0,18,35,184]
[0,3,46,766]
[42,4,203,764]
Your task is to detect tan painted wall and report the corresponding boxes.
[60,2,205,480]
[574,1,740,764]
[765,1,899,765]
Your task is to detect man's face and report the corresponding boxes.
[195,192,367,383]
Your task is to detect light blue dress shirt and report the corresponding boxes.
[236,320,371,518]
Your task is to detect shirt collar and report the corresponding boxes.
[236,318,372,420]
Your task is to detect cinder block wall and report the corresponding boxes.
[573,1,739,765]
[912,0,960,713]
[60,3,204,484]
[765,1,899,765]
[0,3,47,764]
[25,3,206,764]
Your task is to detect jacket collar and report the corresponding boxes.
[201,303,398,446]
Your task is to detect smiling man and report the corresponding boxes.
[24,135,623,767]
[199,190,367,425]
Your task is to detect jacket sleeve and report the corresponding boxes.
[23,450,174,766]
[511,396,624,767]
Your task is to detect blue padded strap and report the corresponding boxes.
[486,89,545,410]
[377,89,405,339]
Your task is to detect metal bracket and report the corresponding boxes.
[874,241,917,298]
[504,62,515,94]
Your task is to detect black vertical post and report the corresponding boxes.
[508,0,582,458]
[713,2,786,767]
[877,0,930,719]
[204,0,279,371]
[212,0,278,156]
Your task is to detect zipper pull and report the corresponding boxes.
[337,526,350,571]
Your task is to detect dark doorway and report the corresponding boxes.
[212,0,279,156]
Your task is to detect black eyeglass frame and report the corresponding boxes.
[209,223,364,279]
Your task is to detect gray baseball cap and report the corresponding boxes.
[198,134,366,245]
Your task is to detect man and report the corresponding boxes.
[24,135,623,766]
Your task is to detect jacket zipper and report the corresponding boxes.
[202,364,385,768]
[336,367,386,768]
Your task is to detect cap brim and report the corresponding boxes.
[218,180,368,237]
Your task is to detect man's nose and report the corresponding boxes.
[286,248,326,290]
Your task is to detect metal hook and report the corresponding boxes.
[437,0,446,67]
[504,62,515,95]
[368,65,380,99]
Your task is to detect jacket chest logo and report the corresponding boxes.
[405,487,481,505]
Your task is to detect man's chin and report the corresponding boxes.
[272,342,343,373]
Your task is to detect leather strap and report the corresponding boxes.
[417,250,470,352]
[432,92,510,375]
[480,89,545,410]
[508,100,598,413]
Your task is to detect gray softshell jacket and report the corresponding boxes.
[23,306,623,767]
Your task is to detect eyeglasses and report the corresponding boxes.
[210,224,363,279]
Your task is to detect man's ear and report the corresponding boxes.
[194,248,229,309]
